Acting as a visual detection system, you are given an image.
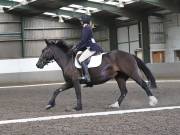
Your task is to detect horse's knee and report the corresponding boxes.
[141,81,149,89]
[124,89,128,95]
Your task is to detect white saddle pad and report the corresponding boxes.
[75,52,106,69]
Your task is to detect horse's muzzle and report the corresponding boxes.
[36,62,44,69]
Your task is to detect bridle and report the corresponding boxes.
[39,57,54,66]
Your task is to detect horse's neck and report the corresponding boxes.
[53,46,71,70]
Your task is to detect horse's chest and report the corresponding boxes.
[63,67,78,80]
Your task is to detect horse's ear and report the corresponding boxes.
[56,39,63,45]
[45,39,54,46]
[45,39,50,46]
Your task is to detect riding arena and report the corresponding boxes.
[0,0,180,134]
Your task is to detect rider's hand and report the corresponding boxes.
[72,45,78,54]
[72,45,76,50]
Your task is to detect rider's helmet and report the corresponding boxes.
[80,15,91,24]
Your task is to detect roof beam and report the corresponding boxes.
[141,0,180,13]
[4,0,147,21]
[4,5,44,15]
[27,0,84,10]
[4,0,149,23]
[0,0,18,6]
[4,0,84,15]
[55,9,112,26]
[55,9,83,18]
[78,1,146,20]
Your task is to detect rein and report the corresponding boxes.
[42,59,54,66]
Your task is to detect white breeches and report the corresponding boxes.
[78,47,96,63]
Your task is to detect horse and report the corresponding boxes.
[36,39,158,111]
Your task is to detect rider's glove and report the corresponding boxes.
[72,45,78,54]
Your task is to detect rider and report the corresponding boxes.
[72,15,103,84]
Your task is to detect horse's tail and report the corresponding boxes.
[133,55,157,88]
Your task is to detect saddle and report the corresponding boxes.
[75,51,106,69]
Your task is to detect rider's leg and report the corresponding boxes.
[81,61,91,82]
[79,48,95,82]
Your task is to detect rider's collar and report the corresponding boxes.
[83,24,89,27]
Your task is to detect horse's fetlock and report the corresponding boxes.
[74,105,82,111]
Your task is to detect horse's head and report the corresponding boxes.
[36,39,55,69]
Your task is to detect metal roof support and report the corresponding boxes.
[78,1,146,21]
[20,16,25,58]
[109,21,118,50]
[55,9,112,26]
[141,0,180,13]
[140,16,150,63]
[55,9,83,18]
[4,0,147,21]
[0,0,18,6]
[80,1,117,11]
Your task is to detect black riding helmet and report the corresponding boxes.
[80,15,91,24]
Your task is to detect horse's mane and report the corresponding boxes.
[55,39,72,52]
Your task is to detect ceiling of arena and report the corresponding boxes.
[1,0,180,24]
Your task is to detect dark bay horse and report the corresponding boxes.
[36,39,158,111]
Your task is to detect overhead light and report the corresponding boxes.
[69,4,83,9]
[122,0,135,4]
[58,16,64,23]
[0,5,10,8]
[117,16,129,20]
[117,0,124,7]
[60,15,71,19]
[9,0,24,2]
[43,12,57,17]
[60,7,74,11]
[88,0,104,3]
[75,9,87,14]
[84,7,99,12]
[105,1,118,6]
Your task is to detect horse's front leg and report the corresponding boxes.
[73,80,82,111]
[46,82,73,110]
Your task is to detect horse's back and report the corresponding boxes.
[102,50,138,74]
[103,50,136,64]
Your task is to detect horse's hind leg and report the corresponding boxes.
[131,71,158,106]
[46,82,73,110]
[109,75,128,108]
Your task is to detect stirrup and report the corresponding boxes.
[79,76,93,87]
[80,76,86,80]
[83,82,93,87]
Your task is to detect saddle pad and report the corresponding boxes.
[75,52,106,69]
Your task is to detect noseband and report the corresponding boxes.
[40,58,54,66]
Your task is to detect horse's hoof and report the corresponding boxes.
[65,107,76,112]
[45,104,54,110]
[149,96,158,106]
[83,83,93,88]
[74,106,82,111]
[109,101,120,108]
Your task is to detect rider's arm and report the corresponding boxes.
[76,26,90,50]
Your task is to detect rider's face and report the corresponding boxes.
[80,21,83,25]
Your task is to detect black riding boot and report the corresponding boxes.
[81,61,93,87]
[81,61,91,83]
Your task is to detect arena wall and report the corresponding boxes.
[0,13,110,59]
[0,58,179,86]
